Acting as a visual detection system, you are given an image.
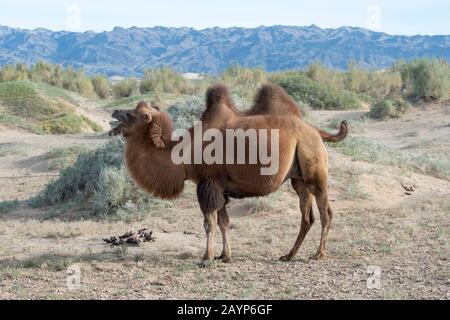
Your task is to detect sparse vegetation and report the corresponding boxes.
[368,97,410,120]
[112,79,138,98]
[273,72,361,110]
[92,75,112,99]
[333,137,450,179]
[0,81,103,134]
[0,200,20,214]
[31,138,170,217]
[343,177,370,200]
[0,61,107,99]
[140,67,205,95]
[221,66,266,99]
[44,145,89,170]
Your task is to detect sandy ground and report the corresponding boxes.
[0,105,449,300]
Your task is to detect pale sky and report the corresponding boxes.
[0,0,449,35]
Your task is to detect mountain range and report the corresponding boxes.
[0,25,449,76]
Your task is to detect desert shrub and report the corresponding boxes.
[221,66,266,99]
[32,138,168,216]
[113,79,137,98]
[400,59,450,101]
[44,145,89,170]
[368,97,410,120]
[344,61,370,93]
[92,75,112,99]
[0,63,29,82]
[41,114,85,134]
[274,73,360,110]
[41,114,102,134]
[0,199,20,214]
[0,62,112,99]
[75,77,96,98]
[305,62,403,102]
[139,67,197,95]
[306,63,345,91]
[30,61,53,83]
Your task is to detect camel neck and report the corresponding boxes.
[124,138,185,199]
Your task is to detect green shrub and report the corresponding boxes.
[0,199,20,214]
[41,114,82,134]
[92,75,112,99]
[0,63,29,82]
[75,77,96,98]
[113,79,137,98]
[31,138,168,216]
[44,145,89,170]
[400,59,450,101]
[274,73,360,110]
[221,66,266,99]
[0,81,102,134]
[0,61,112,99]
[140,67,196,95]
[368,97,410,120]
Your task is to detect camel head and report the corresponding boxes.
[110,101,160,138]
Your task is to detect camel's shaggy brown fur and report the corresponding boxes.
[247,83,348,142]
[111,84,349,263]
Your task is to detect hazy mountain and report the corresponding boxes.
[0,25,449,76]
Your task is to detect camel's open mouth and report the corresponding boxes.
[108,120,122,136]
[109,110,126,136]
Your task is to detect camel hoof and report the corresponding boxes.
[279,255,293,262]
[215,255,232,263]
[310,253,326,261]
[221,256,232,263]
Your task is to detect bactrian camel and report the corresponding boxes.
[110,83,348,263]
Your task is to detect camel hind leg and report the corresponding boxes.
[309,190,333,260]
[280,178,315,261]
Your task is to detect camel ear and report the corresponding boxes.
[142,111,153,123]
[150,112,173,149]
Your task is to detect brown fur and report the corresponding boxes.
[246,83,302,117]
[112,85,342,263]
[251,83,348,142]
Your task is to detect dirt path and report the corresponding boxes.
[0,107,449,299]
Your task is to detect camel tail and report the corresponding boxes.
[318,120,348,142]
